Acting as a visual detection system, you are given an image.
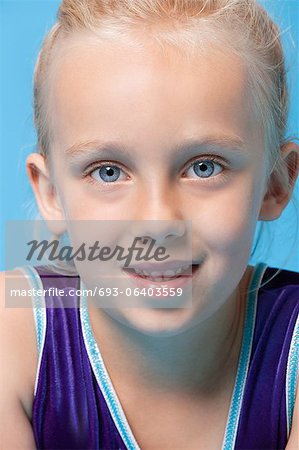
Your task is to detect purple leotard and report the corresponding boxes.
[21,263,298,450]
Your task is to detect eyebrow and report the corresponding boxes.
[65,135,247,159]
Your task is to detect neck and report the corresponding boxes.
[87,266,253,395]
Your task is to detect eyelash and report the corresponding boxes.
[82,160,129,186]
[83,155,229,186]
[182,155,228,184]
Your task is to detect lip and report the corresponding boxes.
[124,260,195,272]
[122,264,200,293]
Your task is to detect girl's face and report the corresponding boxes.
[33,35,270,334]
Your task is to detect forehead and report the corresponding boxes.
[48,34,259,152]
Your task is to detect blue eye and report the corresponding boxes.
[185,159,224,179]
[91,165,126,183]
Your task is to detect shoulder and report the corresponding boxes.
[0,269,38,421]
[263,267,299,446]
[262,266,299,287]
[255,265,299,347]
[259,266,299,302]
[254,265,299,326]
[256,266,298,446]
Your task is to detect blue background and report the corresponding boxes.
[0,0,298,271]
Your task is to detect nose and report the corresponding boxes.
[131,185,189,245]
[133,220,187,245]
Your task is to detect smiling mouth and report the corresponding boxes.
[122,264,200,282]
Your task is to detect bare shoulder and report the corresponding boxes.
[0,269,38,420]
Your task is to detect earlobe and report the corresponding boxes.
[258,185,288,221]
[26,153,66,235]
[258,142,299,221]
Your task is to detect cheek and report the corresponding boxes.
[65,196,132,220]
[193,178,263,254]
[54,174,131,220]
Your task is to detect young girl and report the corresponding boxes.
[1,0,299,449]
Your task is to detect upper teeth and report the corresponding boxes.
[133,264,192,277]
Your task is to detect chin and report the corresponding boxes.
[105,306,197,337]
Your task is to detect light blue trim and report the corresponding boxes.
[19,265,46,356]
[80,263,267,450]
[286,314,299,437]
[221,262,268,450]
[18,265,47,397]
[80,291,140,450]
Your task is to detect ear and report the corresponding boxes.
[26,153,66,235]
[259,142,299,221]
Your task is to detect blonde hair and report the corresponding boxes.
[34,0,296,193]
